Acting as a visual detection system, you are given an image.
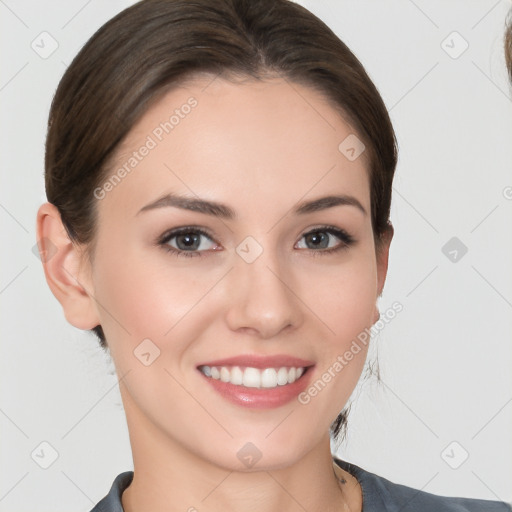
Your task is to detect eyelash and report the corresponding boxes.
[156,225,355,259]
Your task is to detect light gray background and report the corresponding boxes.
[1,0,511,510]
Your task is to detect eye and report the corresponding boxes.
[158,227,220,258]
[157,225,355,259]
[296,226,355,255]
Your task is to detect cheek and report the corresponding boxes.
[299,257,377,417]
[301,251,378,341]
[91,243,223,361]
[328,277,377,342]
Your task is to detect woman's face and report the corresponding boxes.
[83,75,390,470]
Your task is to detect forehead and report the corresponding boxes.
[101,75,371,219]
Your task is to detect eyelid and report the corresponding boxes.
[157,225,217,244]
[301,224,353,241]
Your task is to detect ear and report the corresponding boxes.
[35,202,101,330]
[372,223,394,324]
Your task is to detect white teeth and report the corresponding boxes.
[231,366,243,385]
[199,365,307,388]
[261,368,277,388]
[277,367,288,385]
[243,367,261,388]
[220,367,230,383]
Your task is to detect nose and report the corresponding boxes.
[224,246,304,339]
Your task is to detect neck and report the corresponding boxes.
[120,400,360,512]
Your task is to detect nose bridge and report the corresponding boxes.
[225,236,302,337]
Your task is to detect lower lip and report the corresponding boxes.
[198,367,315,409]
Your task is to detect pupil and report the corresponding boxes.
[178,233,199,249]
[308,232,327,249]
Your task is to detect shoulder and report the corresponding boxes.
[333,457,512,512]
[89,471,133,512]
[368,471,512,511]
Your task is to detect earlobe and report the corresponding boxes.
[36,202,101,330]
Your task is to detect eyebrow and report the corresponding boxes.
[137,192,367,219]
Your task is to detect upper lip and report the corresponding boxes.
[197,354,315,369]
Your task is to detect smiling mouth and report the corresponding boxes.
[197,364,311,389]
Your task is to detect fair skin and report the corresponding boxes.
[37,75,392,512]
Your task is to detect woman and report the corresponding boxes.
[35,0,511,510]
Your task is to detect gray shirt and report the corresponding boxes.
[90,457,512,511]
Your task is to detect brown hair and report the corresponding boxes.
[44,0,398,442]
[506,9,512,82]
